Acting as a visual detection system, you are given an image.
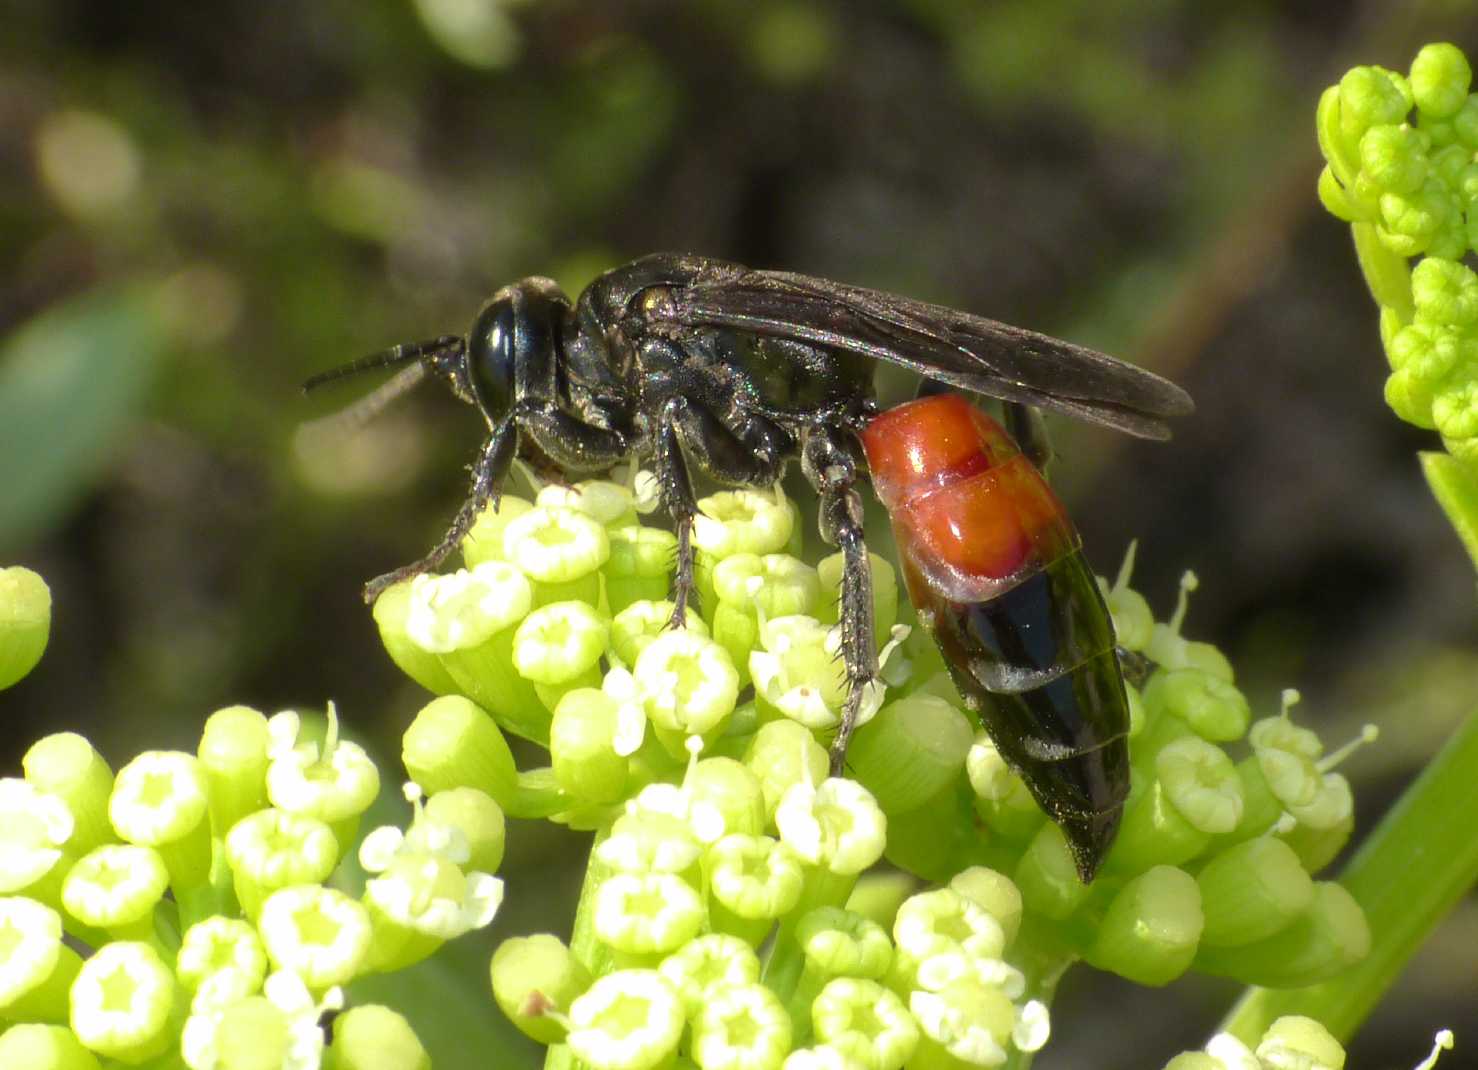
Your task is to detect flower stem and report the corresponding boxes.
[545,824,616,1070]
[1221,709,1478,1043]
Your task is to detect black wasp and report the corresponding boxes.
[307,254,1193,880]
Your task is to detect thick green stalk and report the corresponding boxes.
[1221,710,1478,1042]
[545,824,614,1070]
[1421,452,1478,570]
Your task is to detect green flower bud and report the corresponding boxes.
[0,780,74,903]
[1339,66,1413,143]
[1013,823,1090,921]
[503,506,610,604]
[0,897,78,1023]
[108,750,213,892]
[423,786,506,875]
[776,778,887,876]
[1110,739,1240,875]
[257,884,371,990]
[69,942,174,1063]
[598,809,703,875]
[611,600,710,667]
[751,616,847,731]
[225,808,340,919]
[1257,1015,1346,1070]
[848,694,972,815]
[893,888,1005,975]
[197,706,271,841]
[1359,124,1428,195]
[1163,1054,1222,1070]
[490,933,591,1044]
[460,495,535,566]
[0,1024,100,1070]
[605,526,679,614]
[844,872,916,932]
[328,1004,431,1070]
[265,709,379,851]
[1143,669,1250,742]
[746,720,829,821]
[371,579,462,696]
[1087,865,1203,986]
[686,757,767,841]
[403,564,543,732]
[909,971,1049,1068]
[549,689,632,804]
[885,780,976,885]
[401,695,518,807]
[60,845,166,942]
[811,978,918,1070]
[657,933,761,1019]
[566,969,685,1070]
[966,733,1044,843]
[1195,881,1370,987]
[595,872,705,955]
[707,834,805,933]
[797,907,893,981]
[1196,837,1315,947]
[22,734,113,857]
[1412,256,1478,325]
[693,490,794,558]
[1100,543,1155,652]
[176,916,267,1003]
[634,630,740,740]
[514,601,609,685]
[538,480,638,529]
[183,970,340,1070]
[1379,178,1459,256]
[0,567,50,690]
[716,553,820,616]
[1411,43,1472,120]
[692,982,793,1070]
[816,552,898,640]
[948,867,1023,950]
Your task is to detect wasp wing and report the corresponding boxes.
[664,268,1193,439]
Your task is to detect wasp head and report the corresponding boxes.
[465,277,570,426]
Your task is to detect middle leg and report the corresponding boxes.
[800,425,878,775]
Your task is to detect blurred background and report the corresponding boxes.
[2,1,1474,1067]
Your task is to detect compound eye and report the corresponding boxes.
[468,295,518,421]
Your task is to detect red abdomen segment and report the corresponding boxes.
[861,394,1130,882]
[862,394,1078,594]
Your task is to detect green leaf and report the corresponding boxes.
[0,288,165,549]
[1420,451,1478,570]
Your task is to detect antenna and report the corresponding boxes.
[301,335,463,394]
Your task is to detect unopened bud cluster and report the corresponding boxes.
[1316,42,1478,466]
[0,604,499,1070]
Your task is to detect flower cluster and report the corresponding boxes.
[0,671,503,1067]
[367,476,1373,1068]
[1316,42,1478,465]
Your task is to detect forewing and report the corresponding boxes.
[664,268,1193,439]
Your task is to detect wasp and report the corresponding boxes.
[307,253,1192,881]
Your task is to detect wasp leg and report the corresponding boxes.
[1004,401,1054,471]
[655,397,785,627]
[800,427,877,776]
[363,402,626,604]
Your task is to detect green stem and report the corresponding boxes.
[545,824,615,1070]
[1000,912,1077,1070]
[1420,452,1478,571]
[1221,710,1478,1043]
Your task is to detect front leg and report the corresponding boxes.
[654,397,788,627]
[801,427,878,775]
[363,401,627,603]
[363,417,518,602]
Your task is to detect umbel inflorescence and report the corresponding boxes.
[0,453,1376,1070]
